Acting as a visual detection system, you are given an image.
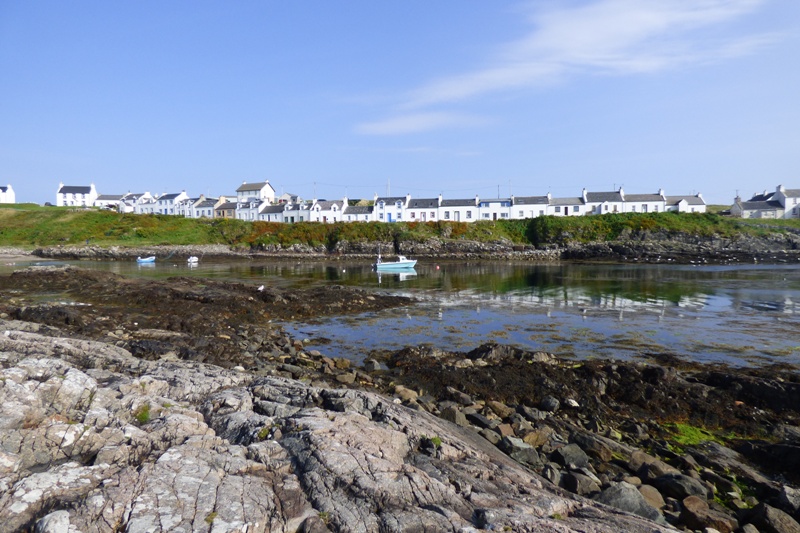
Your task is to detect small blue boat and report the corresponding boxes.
[136,256,156,264]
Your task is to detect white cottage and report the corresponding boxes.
[236,181,276,203]
[282,200,311,223]
[0,184,15,204]
[153,191,190,215]
[549,196,586,216]
[259,204,287,222]
[374,195,410,223]
[407,197,440,222]
[343,205,373,222]
[666,194,706,213]
[57,183,98,207]
[583,189,624,215]
[772,185,800,219]
[309,198,346,223]
[477,197,512,221]
[440,198,478,222]
[119,192,154,213]
[512,195,549,219]
[624,191,666,214]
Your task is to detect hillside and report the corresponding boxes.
[2,205,800,263]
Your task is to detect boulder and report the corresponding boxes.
[552,443,590,470]
[652,473,710,501]
[595,481,663,523]
[747,502,800,533]
[679,495,738,533]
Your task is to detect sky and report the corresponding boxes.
[1,0,799,206]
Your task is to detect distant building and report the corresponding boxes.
[731,185,798,219]
[236,181,276,203]
[57,182,98,207]
[0,184,14,204]
[119,192,154,213]
[665,194,706,213]
[94,194,124,210]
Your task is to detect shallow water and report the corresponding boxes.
[2,257,799,367]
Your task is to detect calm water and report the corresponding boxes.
[2,257,799,367]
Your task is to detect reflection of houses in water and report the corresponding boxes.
[442,286,713,316]
[735,295,800,315]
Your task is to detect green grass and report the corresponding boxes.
[0,205,793,249]
[665,422,722,446]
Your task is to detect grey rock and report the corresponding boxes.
[35,510,73,533]
[652,472,710,501]
[0,327,677,533]
[595,481,663,523]
[552,443,590,470]
[540,395,560,412]
[563,472,601,496]
[748,502,800,533]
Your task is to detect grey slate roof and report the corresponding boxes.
[314,200,342,210]
[59,185,92,194]
[196,199,217,208]
[345,205,373,215]
[585,191,622,202]
[783,189,800,197]
[625,194,664,202]
[96,194,123,201]
[440,198,476,207]
[376,197,406,204]
[259,205,285,214]
[408,198,439,209]
[749,192,774,202]
[236,181,271,192]
[550,197,585,206]
[513,196,549,205]
[667,196,705,206]
[739,200,783,211]
[216,202,237,210]
[159,193,181,201]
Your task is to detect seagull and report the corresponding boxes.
[257,285,265,292]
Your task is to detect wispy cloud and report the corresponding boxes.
[358,0,774,134]
[355,111,486,135]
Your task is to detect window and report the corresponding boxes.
[642,204,647,213]
[430,211,435,219]
[518,211,523,217]
[379,213,384,220]
[410,212,415,219]
[555,206,561,213]
[539,210,544,216]
[574,206,580,213]
[444,211,450,220]
[479,202,489,207]
[654,205,659,212]
[604,205,608,212]
[466,210,472,219]
[482,213,490,219]
[631,205,636,212]
[501,213,509,218]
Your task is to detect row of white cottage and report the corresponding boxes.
[57,181,708,223]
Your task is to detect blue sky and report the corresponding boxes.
[1,0,798,205]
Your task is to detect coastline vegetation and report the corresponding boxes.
[1,204,798,249]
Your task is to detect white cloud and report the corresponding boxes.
[355,112,485,135]
[359,0,774,134]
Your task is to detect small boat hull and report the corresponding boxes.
[373,255,417,271]
[136,256,156,264]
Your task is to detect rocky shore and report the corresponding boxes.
[1,266,799,532]
[14,224,800,264]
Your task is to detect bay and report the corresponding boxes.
[2,257,799,367]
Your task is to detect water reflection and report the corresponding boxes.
[2,258,799,366]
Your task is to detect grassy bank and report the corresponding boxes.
[1,205,797,250]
